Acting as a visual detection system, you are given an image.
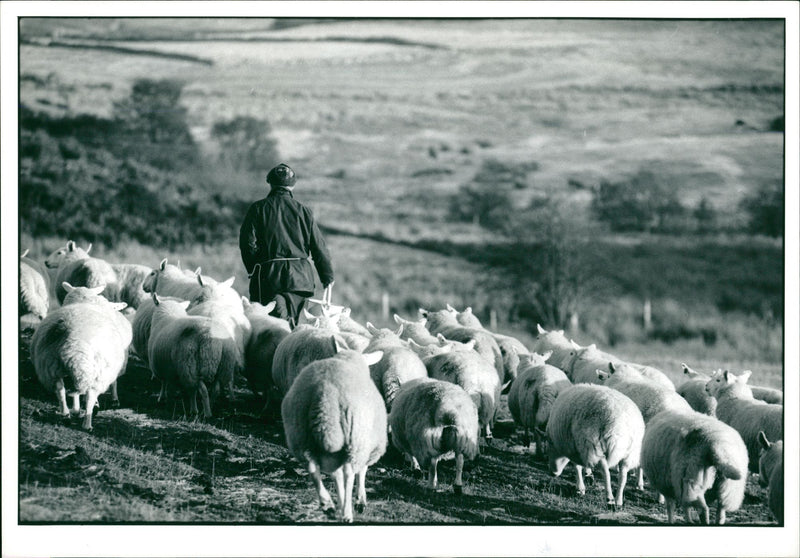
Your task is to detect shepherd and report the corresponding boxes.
[239,163,334,327]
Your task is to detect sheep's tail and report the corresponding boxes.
[438,411,479,460]
[474,391,495,430]
[309,389,346,455]
[441,425,458,454]
[709,437,746,481]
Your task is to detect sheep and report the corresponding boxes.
[407,335,500,441]
[148,292,238,418]
[420,307,505,382]
[394,313,440,345]
[449,304,531,384]
[641,410,748,525]
[546,384,645,510]
[389,377,480,494]
[562,342,619,385]
[677,363,717,416]
[46,241,116,306]
[363,323,428,411]
[706,370,783,472]
[686,363,782,405]
[630,363,676,392]
[531,324,576,369]
[141,258,217,300]
[242,298,291,401]
[757,431,783,524]
[750,385,783,405]
[335,307,373,339]
[281,347,387,523]
[303,308,370,352]
[30,282,132,430]
[271,323,347,397]
[506,351,570,457]
[20,250,51,322]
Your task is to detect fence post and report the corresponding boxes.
[643,299,652,332]
[489,308,498,330]
[382,292,390,321]
[569,312,580,334]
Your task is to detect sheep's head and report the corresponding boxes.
[757,431,783,487]
[61,282,105,306]
[407,338,451,359]
[681,363,709,381]
[187,275,239,312]
[45,240,91,268]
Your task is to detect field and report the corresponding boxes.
[8,14,793,555]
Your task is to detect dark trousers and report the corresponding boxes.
[271,292,307,328]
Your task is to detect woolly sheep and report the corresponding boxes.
[597,363,692,424]
[449,304,530,384]
[531,324,575,369]
[364,323,428,410]
[408,336,500,440]
[750,385,783,405]
[706,370,782,472]
[389,377,480,494]
[562,342,619,385]
[641,410,748,525]
[130,295,182,363]
[20,250,51,322]
[242,299,291,400]
[303,308,370,352]
[272,323,347,396]
[30,283,131,430]
[677,364,717,416]
[546,384,645,510]
[141,258,217,300]
[281,347,387,522]
[148,293,238,417]
[506,352,570,457]
[420,307,504,382]
[394,313,440,345]
[46,241,116,306]
[757,431,783,524]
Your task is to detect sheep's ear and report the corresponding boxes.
[366,322,381,336]
[151,292,160,306]
[393,314,406,325]
[464,306,473,315]
[110,302,127,312]
[159,258,168,271]
[419,317,427,326]
[332,336,347,354]
[407,338,422,349]
[682,363,690,375]
[570,339,581,349]
[436,333,448,345]
[501,380,513,395]
[363,350,383,366]
[418,308,429,318]
[395,324,404,337]
[196,272,204,286]
[464,339,477,351]
[62,281,76,293]
[541,350,552,362]
[588,343,596,351]
[608,362,617,374]
[194,267,202,276]
[180,301,191,311]
[262,300,276,313]
[21,249,29,258]
[313,318,321,328]
[723,370,735,384]
[758,431,771,450]
[85,242,92,254]
[537,323,546,334]
[446,303,456,312]
[87,285,105,296]
[241,296,251,308]
[221,276,235,289]
[557,330,564,335]
[303,308,316,320]
[739,370,752,384]
[340,307,351,318]
[596,370,609,381]
[67,241,76,252]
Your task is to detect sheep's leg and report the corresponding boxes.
[575,464,586,496]
[453,453,465,495]
[55,380,70,417]
[355,466,368,514]
[197,382,212,418]
[658,493,666,504]
[636,467,644,492]
[428,457,439,490]
[110,380,120,408]
[523,428,532,449]
[715,502,724,525]
[615,464,629,509]
[683,505,695,524]
[332,467,346,521]
[666,499,676,524]
[71,393,81,414]
[341,462,355,523]
[484,423,493,443]
[82,389,98,431]
[599,459,615,509]
[307,460,336,519]
[408,455,423,479]
[157,381,167,403]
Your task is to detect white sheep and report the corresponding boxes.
[757,431,783,524]
[20,250,51,322]
[749,385,783,404]
[389,377,480,494]
[641,409,748,525]
[531,324,576,369]
[449,304,531,384]
[30,282,131,430]
[506,351,570,458]
[271,323,347,396]
[46,241,116,305]
[562,342,618,385]
[148,293,239,417]
[677,363,717,416]
[302,307,370,352]
[419,307,505,382]
[706,370,782,472]
[242,298,291,401]
[408,336,500,441]
[546,384,645,510]
[642,410,748,525]
[281,347,387,522]
[394,313,440,345]
[141,258,217,300]
[363,323,428,411]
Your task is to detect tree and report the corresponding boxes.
[740,180,784,237]
[694,196,716,233]
[592,170,685,233]
[211,116,279,172]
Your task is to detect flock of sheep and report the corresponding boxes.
[19,240,784,524]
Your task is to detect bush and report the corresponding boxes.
[739,180,783,238]
[211,116,280,172]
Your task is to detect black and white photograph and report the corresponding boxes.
[2,1,798,557]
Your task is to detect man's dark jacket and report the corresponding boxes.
[239,187,334,302]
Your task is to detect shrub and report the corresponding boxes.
[739,180,783,238]
[211,115,280,172]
